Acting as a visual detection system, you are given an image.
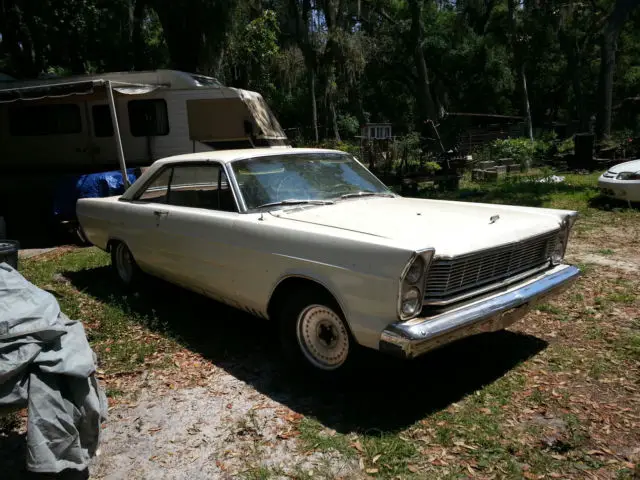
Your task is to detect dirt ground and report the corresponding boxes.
[2,202,639,479]
[91,376,361,479]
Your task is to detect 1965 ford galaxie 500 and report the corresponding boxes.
[77,148,580,373]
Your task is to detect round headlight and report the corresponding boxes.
[405,256,425,284]
[551,235,565,264]
[401,287,421,316]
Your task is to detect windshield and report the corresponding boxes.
[231,152,393,210]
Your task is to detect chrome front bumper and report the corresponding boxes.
[379,264,580,359]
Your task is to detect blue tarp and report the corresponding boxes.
[52,168,138,220]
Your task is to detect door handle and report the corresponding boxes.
[153,210,169,217]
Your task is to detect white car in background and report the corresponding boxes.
[76,148,580,374]
[598,159,640,203]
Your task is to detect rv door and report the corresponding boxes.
[86,100,118,170]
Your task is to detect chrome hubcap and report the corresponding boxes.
[115,244,133,283]
[296,305,349,370]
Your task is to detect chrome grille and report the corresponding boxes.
[424,230,559,303]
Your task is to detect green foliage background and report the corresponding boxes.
[1,0,639,143]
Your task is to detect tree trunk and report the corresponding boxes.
[131,0,146,69]
[521,65,534,143]
[309,68,319,143]
[1,0,38,77]
[290,0,319,142]
[330,94,341,141]
[152,2,201,72]
[508,0,533,151]
[569,45,588,131]
[408,0,438,138]
[596,0,639,140]
[559,28,590,132]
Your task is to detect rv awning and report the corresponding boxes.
[0,79,161,103]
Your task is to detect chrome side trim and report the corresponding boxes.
[423,262,551,306]
[379,264,580,359]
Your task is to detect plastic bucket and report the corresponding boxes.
[0,240,19,270]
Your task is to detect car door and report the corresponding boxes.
[120,167,175,278]
[153,162,244,301]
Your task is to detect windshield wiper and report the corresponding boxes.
[256,199,335,209]
[339,191,394,199]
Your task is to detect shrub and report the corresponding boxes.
[336,114,360,138]
[557,137,574,154]
[475,137,552,168]
[312,139,361,159]
[490,138,536,167]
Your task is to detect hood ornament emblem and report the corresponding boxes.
[489,214,500,224]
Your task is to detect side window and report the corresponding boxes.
[92,105,113,137]
[137,168,172,203]
[128,99,169,137]
[166,164,237,212]
[9,104,81,136]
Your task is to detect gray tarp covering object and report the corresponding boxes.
[0,262,107,473]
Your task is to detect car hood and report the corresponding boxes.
[276,197,566,258]
[607,159,640,174]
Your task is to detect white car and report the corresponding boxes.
[76,148,580,373]
[598,159,640,203]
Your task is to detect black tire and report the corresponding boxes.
[110,241,142,289]
[278,288,358,376]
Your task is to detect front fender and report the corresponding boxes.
[266,255,402,349]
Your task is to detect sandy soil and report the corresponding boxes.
[91,372,361,480]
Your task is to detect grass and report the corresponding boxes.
[297,418,353,457]
[614,333,640,362]
[13,167,640,479]
[421,170,640,228]
[19,248,180,376]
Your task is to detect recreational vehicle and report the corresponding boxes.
[0,69,289,174]
[0,70,289,244]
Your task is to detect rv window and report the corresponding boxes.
[92,105,113,137]
[9,104,81,136]
[128,99,169,137]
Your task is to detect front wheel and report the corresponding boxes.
[279,291,355,374]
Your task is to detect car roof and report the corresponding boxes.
[152,147,347,166]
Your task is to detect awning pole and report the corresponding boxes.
[105,80,130,188]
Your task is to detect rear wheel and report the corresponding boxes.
[111,242,140,288]
[279,290,355,374]
[75,225,90,246]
